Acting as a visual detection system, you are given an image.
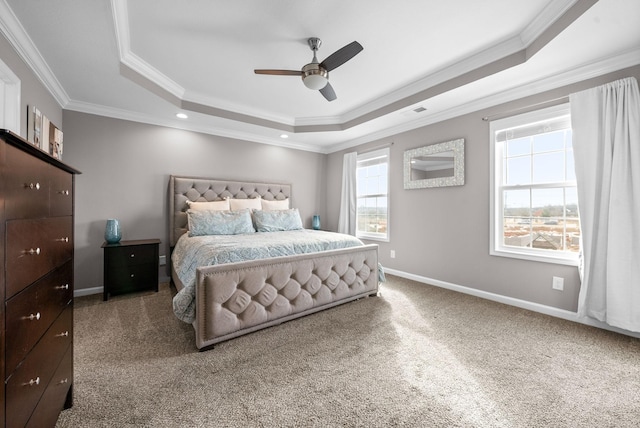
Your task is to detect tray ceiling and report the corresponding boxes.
[2,0,639,152]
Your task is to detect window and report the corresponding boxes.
[490,104,580,265]
[356,147,389,241]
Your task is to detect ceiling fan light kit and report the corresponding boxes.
[255,37,363,101]
[302,64,328,90]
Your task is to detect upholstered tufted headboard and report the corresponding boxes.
[169,175,292,247]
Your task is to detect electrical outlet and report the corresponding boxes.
[552,276,564,291]
[159,255,167,266]
[390,250,396,259]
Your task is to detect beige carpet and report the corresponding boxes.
[56,275,640,427]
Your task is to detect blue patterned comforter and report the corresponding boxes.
[171,229,365,323]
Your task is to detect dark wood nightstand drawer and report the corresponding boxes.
[107,263,157,294]
[103,239,160,300]
[106,244,157,267]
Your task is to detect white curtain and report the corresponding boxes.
[570,77,640,332]
[338,152,357,235]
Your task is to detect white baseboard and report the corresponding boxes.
[384,268,640,340]
[73,276,171,298]
[74,286,103,298]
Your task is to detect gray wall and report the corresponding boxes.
[62,111,327,292]
[0,33,62,138]
[326,65,640,313]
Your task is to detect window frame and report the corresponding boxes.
[356,147,390,242]
[0,59,21,135]
[489,103,579,266]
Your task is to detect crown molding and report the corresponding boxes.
[63,99,325,153]
[0,0,69,107]
[325,47,640,154]
[520,0,578,45]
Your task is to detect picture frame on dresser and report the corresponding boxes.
[1,129,80,427]
[26,106,64,160]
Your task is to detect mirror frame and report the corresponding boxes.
[403,138,465,189]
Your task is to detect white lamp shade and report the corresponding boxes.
[303,74,328,90]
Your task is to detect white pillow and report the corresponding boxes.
[229,197,261,211]
[186,199,229,211]
[261,198,290,211]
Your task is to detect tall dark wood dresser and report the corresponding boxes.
[1,129,80,427]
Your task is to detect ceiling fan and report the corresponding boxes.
[254,38,363,101]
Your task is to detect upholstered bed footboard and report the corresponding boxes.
[194,244,378,349]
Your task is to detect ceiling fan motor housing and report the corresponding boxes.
[302,63,328,90]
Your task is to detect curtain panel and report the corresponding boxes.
[338,152,357,235]
[570,77,640,332]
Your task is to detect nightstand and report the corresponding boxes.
[102,239,160,301]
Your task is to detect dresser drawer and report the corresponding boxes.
[5,306,72,428]
[107,244,157,267]
[5,217,73,298]
[49,165,73,217]
[5,264,73,374]
[3,142,50,219]
[26,345,73,428]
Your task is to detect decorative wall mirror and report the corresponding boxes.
[403,138,465,189]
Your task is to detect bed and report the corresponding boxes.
[169,175,379,350]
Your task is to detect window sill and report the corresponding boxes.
[490,248,579,266]
[357,235,389,243]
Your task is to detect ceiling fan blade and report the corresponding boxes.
[320,41,363,72]
[254,69,302,76]
[320,82,337,101]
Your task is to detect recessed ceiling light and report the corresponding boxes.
[176,113,188,119]
[280,134,288,139]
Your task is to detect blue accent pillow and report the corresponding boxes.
[253,208,303,232]
[187,209,255,236]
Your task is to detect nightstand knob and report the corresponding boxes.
[27,312,41,321]
[25,247,41,255]
[59,378,69,384]
[130,274,135,278]
[57,283,69,290]
[26,182,41,190]
[56,237,69,242]
[58,190,70,195]
[57,331,69,337]
[130,253,135,258]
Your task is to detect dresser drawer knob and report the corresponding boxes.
[25,377,40,387]
[27,312,41,321]
[130,274,135,278]
[59,378,69,384]
[58,190,70,195]
[130,253,135,258]
[25,182,41,190]
[56,237,69,243]
[25,247,41,256]
[57,283,70,290]
[57,331,69,337]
